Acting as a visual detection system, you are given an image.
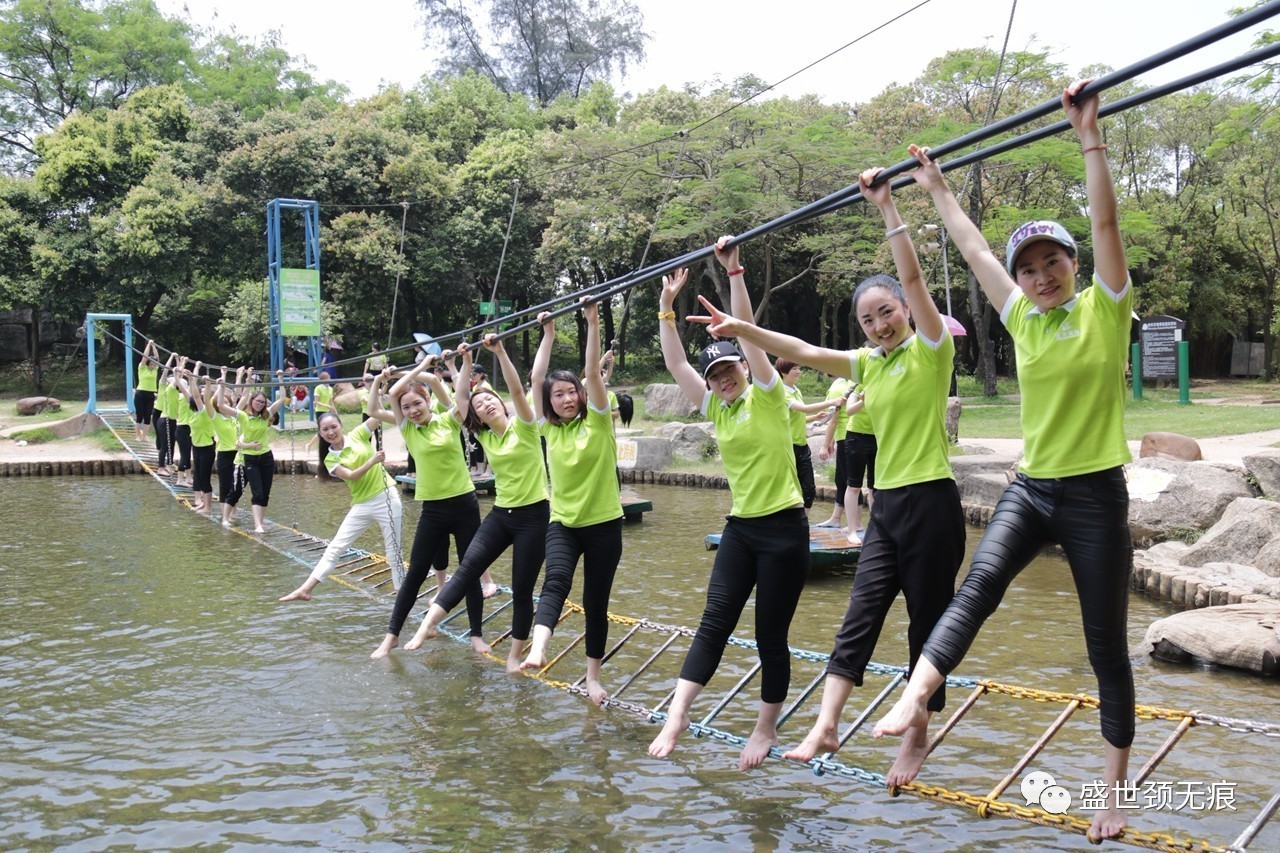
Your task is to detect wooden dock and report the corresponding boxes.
[704,526,861,569]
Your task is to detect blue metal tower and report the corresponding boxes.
[266,199,322,375]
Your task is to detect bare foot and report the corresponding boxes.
[481,581,499,599]
[648,710,691,758]
[505,641,526,674]
[253,526,265,534]
[278,587,311,602]
[471,636,491,655]
[520,649,547,672]
[739,728,778,771]
[370,635,398,659]
[885,721,930,787]
[221,519,231,528]
[846,531,863,547]
[1089,805,1128,842]
[585,677,608,706]
[782,725,839,762]
[873,693,929,738]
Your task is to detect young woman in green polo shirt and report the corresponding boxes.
[279,372,405,604]
[172,356,196,488]
[406,335,550,673]
[216,373,287,534]
[176,363,216,513]
[777,358,842,511]
[212,368,245,527]
[154,352,177,476]
[368,355,489,659]
[648,237,811,771]
[696,170,966,786]
[873,80,1134,843]
[133,339,160,441]
[518,298,622,706]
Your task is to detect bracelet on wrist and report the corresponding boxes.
[657,310,676,321]
[725,266,745,277]
[885,223,910,239]
[1082,143,1108,154]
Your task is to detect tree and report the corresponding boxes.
[419,0,648,106]
[0,0,194,168]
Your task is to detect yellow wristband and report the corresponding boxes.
[657,310,676,320]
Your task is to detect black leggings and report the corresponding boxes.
[436,500,549,641]
[153,411,170,466]
[216,450,243,506]
[391,492,483,637]
[828,478,965,713]
[175,424,192,472]
[832,437,848,506]
[133,390,155,425]
[191,444,215,493]
[534,518,623,659]
[844,431,877,490]
[921,468,1135,748]
[680,508,810,703]
[792,445,815,510]
[243,451,274,507]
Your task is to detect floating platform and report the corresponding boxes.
[704,526,861,569]
[395,474,652,520]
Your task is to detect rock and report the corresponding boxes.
[643,383,700,418]
[616,436,672,471]
[1139,431,1202,461]
[1125,458,1255,546]
[951,452,1019,509]
[16,396,60,415]
[47,412,103,439]
[1179,497,1280,577]
[1142,603,1280,675]
[1244,451,1280,499]
[945,396,962,443]
[334,390,363,411]
[658,421,716,462]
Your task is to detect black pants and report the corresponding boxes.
[133,390,155,425]
[216,450,243,506]
[832,437,848,507]
[792,445,816,510]
[828,478,965,713]
[436,500,549,641]
[534,518,623,659]
[154,411,170,466]
[844,431,877,490]
[391,492,483,637]
[175,424,192,472]
[192,444,215,493]
[243,451,274,507]
[680,508,810,703]
[922,468,1135,748]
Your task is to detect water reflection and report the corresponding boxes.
[0,477,1276,850]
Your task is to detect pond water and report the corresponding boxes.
[1,477,1277,851]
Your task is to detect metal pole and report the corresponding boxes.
[1132,342,1143,400]
[1178,340,1190,405]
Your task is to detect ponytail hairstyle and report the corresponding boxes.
[851,273,907,315]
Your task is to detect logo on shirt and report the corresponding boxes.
[888,362,907,377]
[1056,319,1081,340]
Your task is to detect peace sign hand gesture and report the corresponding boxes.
[688,294,745,340]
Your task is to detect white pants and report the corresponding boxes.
[310,487,405,589]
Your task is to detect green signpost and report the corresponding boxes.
[280,268,321,336]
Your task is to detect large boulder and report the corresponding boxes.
[616,436,672,471]
[658,421,716,462]
[951,452,1020,509]
[1244,450,1280,499]
[945,396,962,444]
[643,383,700,419]
[1178,498,1280,577]
[1126,457,1256,545]
[1142,603,1280,676]
[16,396,60,415]
[1139,431,1202,461]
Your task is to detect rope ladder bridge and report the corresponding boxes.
[95,411,1279,851]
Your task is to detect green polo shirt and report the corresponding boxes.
[541,405,622,527]
[400,410,473,501]
[189,407,215,447]
[237,410,272,456]
[476,416,548,508]
[848,384,873,436]
[212,410,238,453]
[136,362,158,392]
[327,423,395,505]
[851,332,954,490]
[826,377,853,441]
[783,383,807,446]
[314,383,333,412]
[1000,275,1133,478]
[703,376,803,518]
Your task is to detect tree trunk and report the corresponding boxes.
[30,308,42,392]
[965,164,999,396]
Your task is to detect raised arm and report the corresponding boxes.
[910,144,1015,311]
[1065,78,1127,291]
[453,344,475,420]
[389,354,433,400]
[861,167,944,344]
[530,312,555,421]
[485,334,533,422]
[714,235,776,386]
[582,298,608,412]
[690,301,853,379]
[659,268,712,404]
[369,367,399,426]
[601,347,616,385]
[267,371,288,415]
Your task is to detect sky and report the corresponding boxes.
[151,0,1273,106]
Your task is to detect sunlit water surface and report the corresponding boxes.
[1,477,1277,851]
